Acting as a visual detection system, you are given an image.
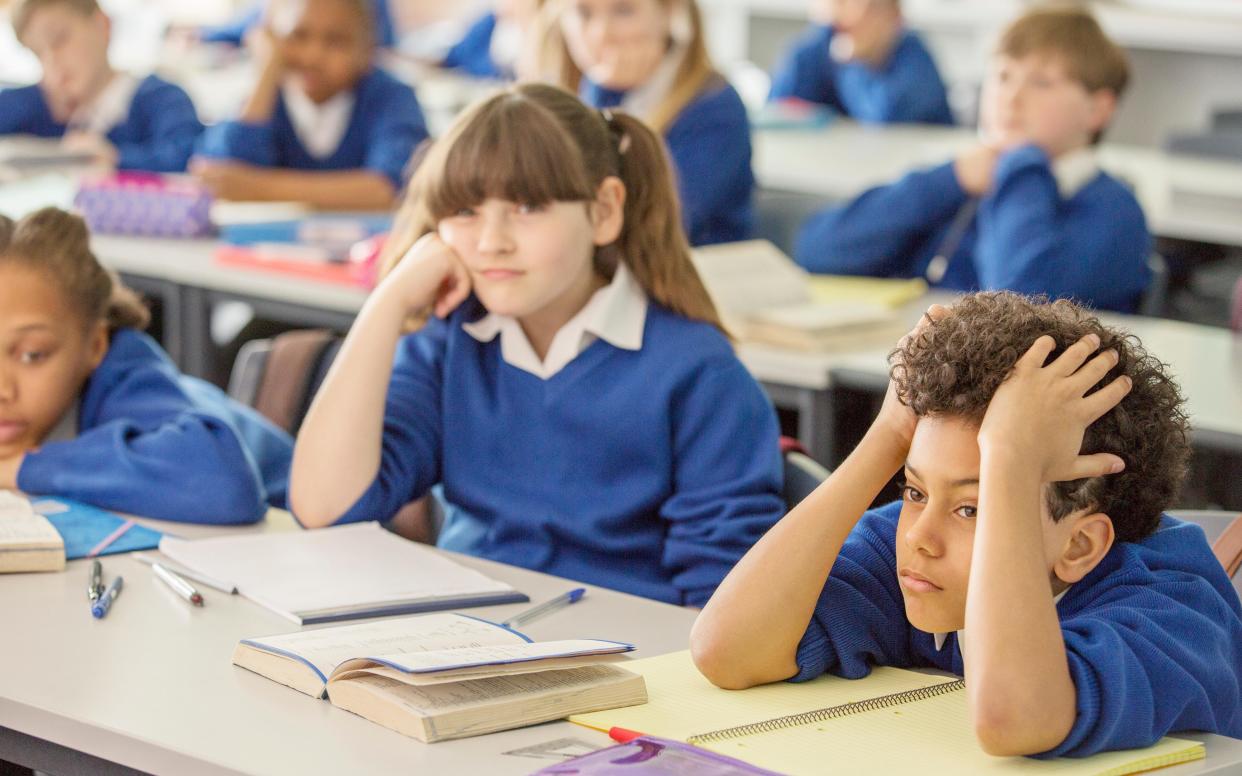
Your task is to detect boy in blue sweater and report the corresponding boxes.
[693,292,1241,757]
[0,208,292,524]
[0,0,203,172]
[795,7,1151,314]
[769,0,953,125]
[439,0,542,80]
[193,0,427,210]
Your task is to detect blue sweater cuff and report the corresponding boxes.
[993,144,1052,189]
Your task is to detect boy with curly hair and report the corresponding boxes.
[691,292,1242,757]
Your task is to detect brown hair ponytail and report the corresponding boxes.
[0,208,150,333]
[380,83,724,333]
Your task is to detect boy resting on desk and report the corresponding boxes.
[691,292,1242,757]
[794,7,1151,314]
[192,0,428,210]
[768,0,953,126]
[0,0,203,172]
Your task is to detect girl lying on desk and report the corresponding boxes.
[0,209,293,525]
[528,0,754,246]
[290,84,785,607]
[192,0,428,210]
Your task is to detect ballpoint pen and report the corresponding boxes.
[87,559,104,602]
[91,575,123,619]
[152,562,204,606]
[501,587,586,629]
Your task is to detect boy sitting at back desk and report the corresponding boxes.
[794,7,1151,314]
[768,0,953,125]
[692,293,1242,757]
[192,0,428,210]
[0,0,203,172]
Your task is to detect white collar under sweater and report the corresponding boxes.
[282,83,356,159]
[1051,147,1100,199]
[461,262,648,380]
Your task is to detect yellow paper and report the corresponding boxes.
[571,651,1204,776]
[807,275,928,308]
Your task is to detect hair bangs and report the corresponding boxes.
[422,95,595,222]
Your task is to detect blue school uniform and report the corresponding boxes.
[441,12,505,79]
[0,76,203,172]
[16,329,293,525]
[769,25,953,126]
[794,145,1152,313]
[195,68,427,190]
[792,501,1242,757]
[199,0,396,48]
[322,283,785,607]
[580,78,755,246]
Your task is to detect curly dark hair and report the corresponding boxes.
[891,292,1189,543]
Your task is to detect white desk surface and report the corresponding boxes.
[753,124,1242,248]
[0,511,697,776]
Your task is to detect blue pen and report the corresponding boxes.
[91,576,124,619]
[501,587,586,629]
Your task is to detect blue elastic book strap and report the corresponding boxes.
[31,498,163,559]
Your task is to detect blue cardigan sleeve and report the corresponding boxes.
[768,25,838,108]
[16,344,268,525]
[976,145,1151,312]
[195,119,280,167]
[837,35,954,125]
[0,87,46,135]
[658,356,784,607]
[791,502,915,681]
[794,161,968,275]
[1044,574,1242,756]
[362,82,427,190]
[113,81,203,173]
[328,321,446,526]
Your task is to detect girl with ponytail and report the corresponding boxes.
[0,208,292,524]
[292,83,783,606]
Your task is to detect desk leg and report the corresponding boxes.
[179,286,214,381]
[761,382,835,466]
[0,727,144,776]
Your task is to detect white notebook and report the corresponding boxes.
[159,522,527,624]
[0,491,65,573]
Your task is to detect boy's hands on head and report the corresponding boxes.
[190,159,267,200]
[978,333,1131,484]
[877,303,948,450]
[377,233,473,322]
[954,143,1002,197]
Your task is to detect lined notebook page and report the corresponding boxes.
[701,689,1204,776]
[569,650,950,741]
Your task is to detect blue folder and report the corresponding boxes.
[31,498,163,560]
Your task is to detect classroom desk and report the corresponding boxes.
[753,124,1242,249]
[0,511,697,776]
[3,512,1242,775]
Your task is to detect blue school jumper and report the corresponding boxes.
[0,76,203,172]
[195,68,427,190]
[791,501,1242,757]
[17,330,293,525]
[769,25,953,126]
[323,298,785,607]
[199,0,396,48]
[793,145,1152,313]
[580,78,755,246]
[441,12,505,79]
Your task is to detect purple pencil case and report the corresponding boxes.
[532,736,782,776]
[74,172,215,238]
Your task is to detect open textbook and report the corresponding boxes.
[690,240,923,351]
[572,651,1204,776]
[0,492,65,573]
[234,612,646,742]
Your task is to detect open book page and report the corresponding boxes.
[569,650,950,741]
[0,493,64,550]
[700,687,1204,776]
[332,639,635,685]
[160,522,518,616]
[690,240,813,317]
[242,613,527,684]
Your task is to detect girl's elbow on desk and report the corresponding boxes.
[689,617,797,691]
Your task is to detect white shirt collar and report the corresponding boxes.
[461,262,648,380]
[619,44,687,124]
[933,587,1072,656]
[282,84,356,160]
[1051,147,1100,199]
[69,72,140,135]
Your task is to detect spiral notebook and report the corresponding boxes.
[571,651,1205,776]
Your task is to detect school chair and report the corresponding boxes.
[1138,252,1170,318]
[780,437,830,509]
[1169,510,1242,599]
